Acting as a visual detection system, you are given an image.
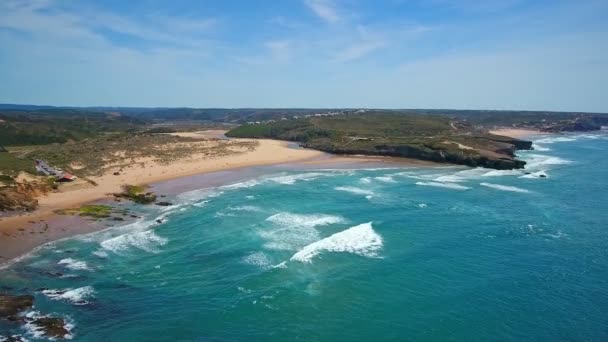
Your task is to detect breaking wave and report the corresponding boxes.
[42,286,95,305]
[520,170,548,179]
[290,222,383,263]
[415,182,470,190]
[480,182,530,193]
[101,229,168,254]
[375,176,396,183]
[535,136,577,144]
[334,186,375,197]
[265,172,330,185]
[58,258,90,271]
[261,212,345,251]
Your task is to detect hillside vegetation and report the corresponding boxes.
[227,112,532,169]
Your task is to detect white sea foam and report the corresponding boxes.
[228,205,262,212]
[418,203,427,208]
[176,188,223,202]
[22,311,74,340]
[359,177,372,184]
[58,258,90,271]
[101,229,168,254]
[482,169,523,177]
[43,286,95,305]
[92,250,108,258]
[375,176,396,183]
[290,222,383,263]
[261,213,346,251]
[521,154,572,171]
[434,168,488,183]
[532,143,551,151]
[243,252,272,269]
[415,182,470,190]
[266,212,345,228]
[480,182,530,193]
[221,179,261,190]
[266,172,329,185]
[334,186,375,197]
[535,136,576,144]
[520,170,548,179]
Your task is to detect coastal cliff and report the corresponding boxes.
[227,112,533,170]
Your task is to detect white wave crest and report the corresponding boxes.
[261,213,345,251]
[534,136,576,144]
[266,172,328,185]
[532,143,551,151]
[433,168,488,183]
[521,154,572,171]
[375,176,396,183]
[221,179,261,190]
[415,182,470,190]
[101,229,168,254]
[482,169,523,177]
[58,258,90,271]
[334,186,375,197]
[228,205,262,212]
[480,182,530,193]
[290,222,383,263]
[359,177,372,184]
[43,286,95,305]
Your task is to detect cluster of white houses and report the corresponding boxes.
[245,109,366,125]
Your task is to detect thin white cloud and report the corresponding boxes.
[304,0,340,23]
[265,40,292,62]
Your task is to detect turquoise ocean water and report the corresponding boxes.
[1,133,607,341]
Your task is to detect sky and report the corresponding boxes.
[0,0,607,112]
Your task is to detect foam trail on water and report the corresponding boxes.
[532,143,551,151]
[243,252,272,269]
[334,186,375,197]
[261,212,346,251]
[480,182,530,193]
[290,222,383,263]
[265,172,330,185]
[416,182,470,190]
[375,176,396,183]
[482,170,523,177]
[535,136,577,144]
[42,286,95,305]
[58,258,90,271]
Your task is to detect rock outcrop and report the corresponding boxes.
[0,294,71,339]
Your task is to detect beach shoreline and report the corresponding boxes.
[489,127,548,139]
[0,137,435,264]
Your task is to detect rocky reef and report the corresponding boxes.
[0,293,71,339]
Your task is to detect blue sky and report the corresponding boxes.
[0,0,607,111]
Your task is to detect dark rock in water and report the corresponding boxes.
[525,172,531,175]
[155,201,173,206]
[0,294,34,319]
[160,195,167,198]
[112,217,125,221]
[31,317,70,339]
[539,174,547,178]
[130,214,139,218]
[156,219,163,224]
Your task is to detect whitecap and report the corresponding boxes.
[58,258,90,271]
[482,169,523,177]
[534,136,576,144]
[261,213,345,251]
[243,251,272,269]
[374,176,397,183]
[359,177,372,184]
[433,168,488,183]
[228,205,262,212]
[220,180,261,190]
[42,286,95,305]
[480,182,530,193]
[92,250,108,258]
[532,143,551,151]
[265,172,329,185]
[415,182,470,190]
[418,203,427,208]
[290,222,383,263]
[520,154,572,171]
[334,186,375,197]
[101,229,168,254]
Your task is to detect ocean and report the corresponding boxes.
[1,132,607,341]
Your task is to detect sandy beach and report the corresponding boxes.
[0,132,435,263]
[490,128,547,139]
